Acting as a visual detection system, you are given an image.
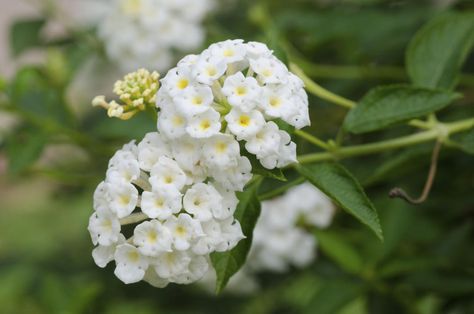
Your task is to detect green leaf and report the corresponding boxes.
[314,230,363,274]
[10,68,74,127]
[303,279,362,314]
[210,178,262,294]
[296,163,383,240]
[5,127,48,174]
[450,128,474,155]
[344,85,460,134]
[406,13,474,90]
[10,19,46,56]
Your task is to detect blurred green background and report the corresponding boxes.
[1,0,473,313]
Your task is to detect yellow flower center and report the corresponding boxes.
[177,78,189,90]
[235,86,247,96]
[175,226,187,237]
[172,115,184,126]
[200,120,211,130]
[239,115,251,127]
[147,231,157,242]
[270,97,281,107]
[215,142,227,153]
[223,49,234,57]
[128,250,140,262]
[191,96,203,105]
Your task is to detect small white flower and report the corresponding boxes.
[245,41,272,60]
[171,135,203,172]
[107,181,139,218]
[106,158,140,183]
[137,132,171,171]
[161,67,195,96]
[154,251,191,279]
[183,182,222,221]
[214,218,245,252]
[172,254,209,284]
[165,213,204,251]
[212,184,239,220]
[141,186,182,220]
[175,85,214,117]
[133,220,173,256]
[157,105,188,139]
[92,234,126,268]
[93,181,110,213]
[222,72,261,111]
[193,56,227,85]
[114,243,148,284]
[143,267,169,288]
[225,108,265,140]
[88,210,121,246]
[185,109,221,138]
[209,39,247,64]
[150,156,187,191]
[211,156,252,191]
[202,134,240,169]
[260,85,296,120]
[250,57,288,84]
[245,121,281,159]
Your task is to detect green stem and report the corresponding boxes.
[290,63,356,109]
[298,117,474,164]
[294,129,329,150]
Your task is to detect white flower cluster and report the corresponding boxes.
[249,182,335,272]
[199,182,335,293]
[88,133,247,287]
[156,39,310,170]
[97,0,214,71]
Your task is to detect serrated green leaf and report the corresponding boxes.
[450,128,474,155]
[406,13,474,90]
[210,178,262,294]
[314,230,363,274]
[344,85,460,134]
[10,19,46,56]
[297,163,383,240]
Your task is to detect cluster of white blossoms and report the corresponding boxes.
[156,39,310,170]
[88,39,310,287]
[97,0,215,71]
[88,133,247,287]
[199,182,335,293]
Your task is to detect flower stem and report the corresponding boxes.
[297,117,474,164]
[294,129,330,150]
[290,63,356,109]
[119,213,148,226]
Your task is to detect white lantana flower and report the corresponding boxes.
[157,39,309,170]
[183,183,222,221]
[141,187,182,220]
[114,243,149,284]
[94,0,214,72]
[133,220,173,256]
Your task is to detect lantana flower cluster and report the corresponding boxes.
[88,134,247,287]
[97,0,214,71]
[156,39,310,170]
[88,39,311,287]
[200,183,335,293]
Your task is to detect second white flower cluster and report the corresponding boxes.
[88,132,249,287]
